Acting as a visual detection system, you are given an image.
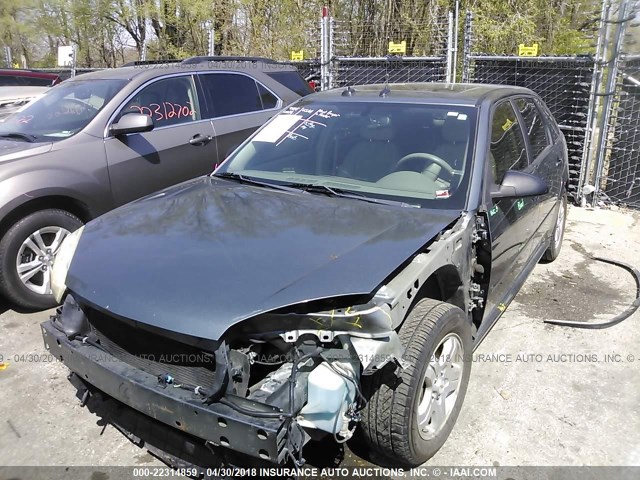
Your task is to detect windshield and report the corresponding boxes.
[216,100,477,209]
[0,79,127,141]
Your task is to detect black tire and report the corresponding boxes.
[541,193,567,263]
[359,299,472,467]
[0,209,83,310]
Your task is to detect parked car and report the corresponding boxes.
[0,86,48,121]
[0,69,62,87]
[0,57,308,309]
[42,83,568,469]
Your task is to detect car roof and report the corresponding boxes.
[0,69,61,79]
[309,83,536,107]
[66,59,300,83]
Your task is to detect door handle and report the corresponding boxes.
[189,134,212,146]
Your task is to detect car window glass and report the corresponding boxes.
[0,79,127,140]
[217,101,478,210]
[490,101,528,183]
[257,83,278,109]
[200,73,262,117]
[119,76,200,127]
[21,76,54,87]
[0,75,22,86]
[515,98,550,159]
[265,71,313,96]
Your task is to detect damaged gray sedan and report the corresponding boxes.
[41,83,568,468]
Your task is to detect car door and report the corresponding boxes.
[484,100,537,315]
[104,74,218,206]
[513,97,559,238]
[196,72,281,164]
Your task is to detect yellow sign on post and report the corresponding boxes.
[290,50,304,61]
[518,43,539,57]
[388,41,406,55]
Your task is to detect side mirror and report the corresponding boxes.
[491,170,548,199]
[110,113,153,136]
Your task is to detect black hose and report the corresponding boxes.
[218,397,284,419]
[288,347,323,418]
[544,256,640,329]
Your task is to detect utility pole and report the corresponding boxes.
[205,20,215,56]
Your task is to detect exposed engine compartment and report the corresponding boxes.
[46,294,405,464]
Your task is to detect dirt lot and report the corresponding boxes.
[0,205,639,469]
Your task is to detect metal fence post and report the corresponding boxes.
[71,45,77,78]
[461,11,473,83]
[446,10,454,83]
[452,0,460,82]
[3,46,12,68]
[329,16,335,89]
[577,0,610,204]
[320,6,330,91]
[592,0,634,202]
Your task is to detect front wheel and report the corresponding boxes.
[541,192,567,263]
[0,209,83,310]
[359,299,472,467]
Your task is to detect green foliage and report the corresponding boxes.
[469,0,599,55]
[0,0,603,67]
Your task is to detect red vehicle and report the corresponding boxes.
[0,69,62,87]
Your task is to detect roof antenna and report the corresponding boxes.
[380,61,390,97]
[342,86,356,96]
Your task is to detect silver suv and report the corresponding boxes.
[0,57,307,309]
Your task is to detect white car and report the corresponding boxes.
[0,86,48,121]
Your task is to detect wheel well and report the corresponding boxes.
[412,265,466,313]
[0,196,92,235]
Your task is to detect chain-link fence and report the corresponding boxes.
[330,9,451,89]
[596,55,640,208]
[458,4,604,201]
[463,55,595,198]
[588,0,640,209]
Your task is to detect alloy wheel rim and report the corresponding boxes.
[416,333,464,440]
[16,226,70,295]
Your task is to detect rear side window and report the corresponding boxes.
[0,75,22,86]
[199,73,264,117]
[515,98,550,159]
[0,74,55,86]
[265,71,313,96]
[21,76,55,86]
[257,83,278,109]
[490,101,528,183]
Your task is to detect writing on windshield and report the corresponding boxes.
[253,106,340,146]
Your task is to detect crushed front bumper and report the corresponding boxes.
[41,320,292,464]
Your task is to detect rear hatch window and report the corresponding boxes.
[266,71,313,97]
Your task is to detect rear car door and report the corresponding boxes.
[104,74,218,206]
[484,100,537,314]
[197,72,281,163]
[514,97,559,236]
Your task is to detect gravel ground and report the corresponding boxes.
[0,205,639,472]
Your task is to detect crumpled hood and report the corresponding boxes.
[0,138,52,161]
[67,176,460,340]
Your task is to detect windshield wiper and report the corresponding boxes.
[284,182,419,207]
[213,172,302,193]
[0,132,38,143]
